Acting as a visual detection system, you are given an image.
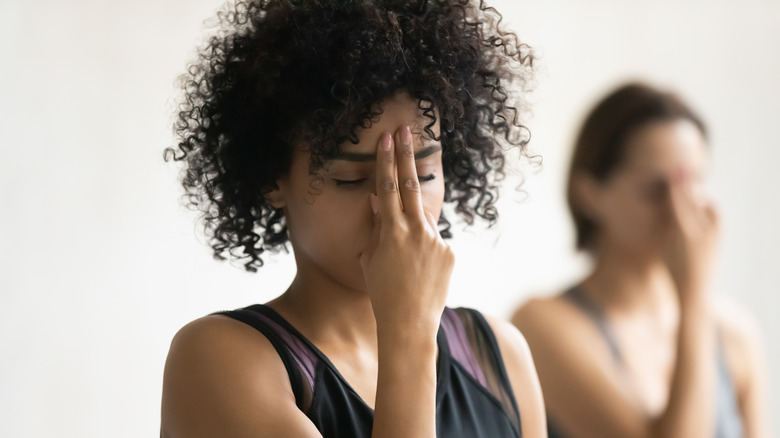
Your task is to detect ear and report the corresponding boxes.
[571,171,603,220]
[263,182,286,209]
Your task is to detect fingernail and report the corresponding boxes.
[369,193,378,214]
[382,134,392,151]
[401,126,412,145]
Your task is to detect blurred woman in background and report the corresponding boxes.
[512,83,767,438]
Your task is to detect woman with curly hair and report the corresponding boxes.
[161,1,545,437]
[512,83,768,438]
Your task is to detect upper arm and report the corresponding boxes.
[484,314,547,438]
[716,304,770,438]
[511,299,651,438]
[160,315,322,438]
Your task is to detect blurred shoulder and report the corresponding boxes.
[510,290,586,336]
[712,297,765,392]
[712,296,762,345]
[509,289,619,377]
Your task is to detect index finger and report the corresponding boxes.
[375,132,402,216]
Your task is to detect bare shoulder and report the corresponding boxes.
[713,298,770,437]
[511,294,564,327]
[163,314,285,387]
[482,313,535,371]
[511,293,594,343]
[510,292,617,376]
[481,313,538,405]
[712,298,765,391]
[161,314,321,438]
[509,293,647,438]
[713,297,763,349]
[167,313,277,358]
[482,313,548,438]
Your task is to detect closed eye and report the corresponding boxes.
[334,178,368,186]
[334,174,436,187]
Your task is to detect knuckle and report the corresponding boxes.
[378,178,397,194]
[403,178,420,192]
[445,248,456,264]
[387,225,405,241]
[409,219,427,234]
[382,150,395,164]
[400,145,414,158]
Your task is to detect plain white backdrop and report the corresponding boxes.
[1,0,777,436]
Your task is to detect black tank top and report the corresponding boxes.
[546,287,743,438]
[219,305,523,438]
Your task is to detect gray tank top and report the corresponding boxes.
[546,286,743,438]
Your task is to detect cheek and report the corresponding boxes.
[288,192,367,234]
[619,204,669,245]
[288,197,372,263]
[317,195,371,230]
[420,179,446,220]
[602,194,656,231]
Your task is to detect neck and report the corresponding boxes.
[583,243,676,313]
[267,262,378,351]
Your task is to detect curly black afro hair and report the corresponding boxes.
[165,0,535,271]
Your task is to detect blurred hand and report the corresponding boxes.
[662,169,719,303]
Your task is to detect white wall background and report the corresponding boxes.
[1,0,777,436]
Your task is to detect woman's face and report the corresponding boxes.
[272,92,446,292]
[588,119,708,256]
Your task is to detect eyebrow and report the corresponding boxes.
[331,144,442,162]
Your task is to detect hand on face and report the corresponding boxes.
[359,126,455,335]
[662,168,719,301]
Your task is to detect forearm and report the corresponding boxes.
[371,327,438,438]
[651,288,716,438]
